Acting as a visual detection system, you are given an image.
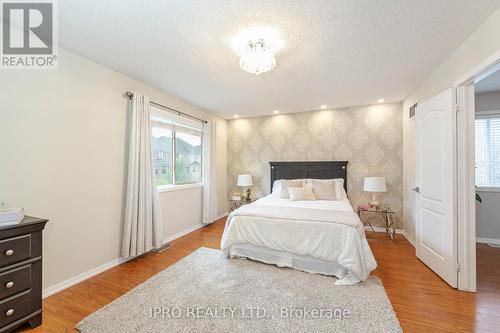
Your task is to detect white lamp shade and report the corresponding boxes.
[363,177,387,192]
[237,174,253,187]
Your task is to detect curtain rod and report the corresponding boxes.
[124,91,208,124]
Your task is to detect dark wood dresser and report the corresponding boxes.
[0,217,47,333]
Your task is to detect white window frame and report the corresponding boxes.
[475,110,500,191]
[152,116,203,192]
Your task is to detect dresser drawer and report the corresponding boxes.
[0,291,31,328]
[0,265,31,300]
[0,235,31,268]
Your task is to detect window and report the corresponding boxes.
[475,115,500,187]
[152,125,173,186]
[175,130,202,184]
[151,107,203,189]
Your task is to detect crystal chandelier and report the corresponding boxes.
[233,27,282,75]
[238,39,276,75]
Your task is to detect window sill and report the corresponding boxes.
[157,183,203,193]
[476,187,500,193]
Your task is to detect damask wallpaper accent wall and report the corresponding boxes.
[227,103,403,228]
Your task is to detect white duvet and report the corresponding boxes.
[220,196,377,283]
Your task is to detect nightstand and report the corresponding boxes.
[357,207,396,240]
[230,199,255,211]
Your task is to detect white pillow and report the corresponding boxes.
[270,180,282,198]
[307,179,337,200]
[334,179,348,200]
[280,179,306,199]
[289,186,316,201]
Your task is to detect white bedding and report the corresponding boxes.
[220,196,377,284]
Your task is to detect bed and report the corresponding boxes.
[220,161,377,285]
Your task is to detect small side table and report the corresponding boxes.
[357,207,396,240]
[230,198,256,211]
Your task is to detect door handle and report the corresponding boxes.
[412,187,420,193]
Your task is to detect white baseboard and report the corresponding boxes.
[42,218,227,299]
[162,223,205,244]
[42,255,135,299]
[364,226,404,234]
[401,230,416,247]
[162,213,227,245]
[477,237,500,246]
[364,226,416,247]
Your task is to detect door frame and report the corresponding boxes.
[454,48,500,292]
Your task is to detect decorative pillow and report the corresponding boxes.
[307,179,338,200]
[270,180,282,198]
[280,179,306,199]
[289,186,316,201]
[334,179,348,200]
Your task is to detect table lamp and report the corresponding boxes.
[237,174,253,201]
[364,176,386,209]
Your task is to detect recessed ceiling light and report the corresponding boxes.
[233,115,239,118]
[320,105,327,109]
[273,110,280,114]
[377,99,385,103]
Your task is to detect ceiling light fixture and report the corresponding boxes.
[233,27,282,75]
[320,105,327,109]
[273,110,280,114]
[377,99,385,103]
[233,115,239,118]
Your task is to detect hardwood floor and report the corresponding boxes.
[17,218,500,333]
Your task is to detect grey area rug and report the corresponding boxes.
[76,248,402,333]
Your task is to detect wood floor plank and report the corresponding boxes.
[15,218,500,332]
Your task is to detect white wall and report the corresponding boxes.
[476,90,500,111]
[476,191,500,241]
[402,8,500,241]
[475,90,500,241]
[0,48,227,290]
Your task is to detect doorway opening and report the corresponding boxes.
[473,68,500,295]
[454,52,500,292]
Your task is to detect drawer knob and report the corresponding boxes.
[5,281,14,289]
[5,249,14,256]
[5,309,14,316]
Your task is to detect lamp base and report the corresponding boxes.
[369,192,380,210]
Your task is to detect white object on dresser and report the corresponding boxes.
[0,204,24,225]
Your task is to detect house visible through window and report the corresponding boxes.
[152,125,174,186]
[475,115,500,187]
[151,108,203,188]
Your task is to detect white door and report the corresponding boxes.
[415,88,457,287]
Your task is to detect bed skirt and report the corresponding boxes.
[226,243,361,285]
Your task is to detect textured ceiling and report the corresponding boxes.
[476,68,500,93]
[59,0,500,118]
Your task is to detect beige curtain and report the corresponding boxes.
[202,120,218,224]
[122,92,163,257]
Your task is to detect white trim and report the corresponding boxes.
[157,183,202,193]
[364,226,417,247]
[364,226,403,234]
[41,215,227,299]
[454,49,500,86]
[454,49,500,293]
[476,237,500,246]
[476,187,500,193]
[161,223,205,244]
[456,84,477,292]
[475,110,500,117]
[42,256,135,299]
[401,230,416,247]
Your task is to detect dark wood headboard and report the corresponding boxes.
[269,161,348,192]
